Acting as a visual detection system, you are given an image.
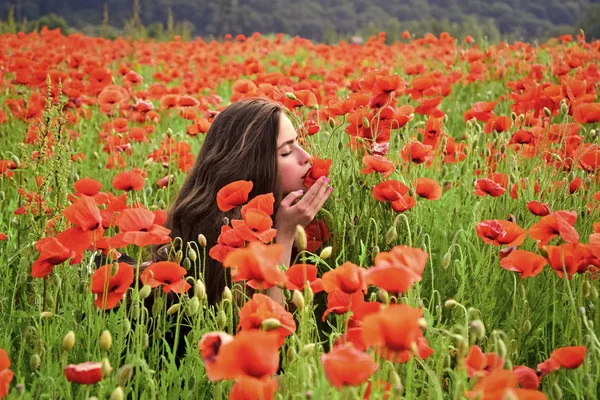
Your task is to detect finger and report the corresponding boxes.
[310,185,333,214]
[279,189,305,208]
[297,176,329,207]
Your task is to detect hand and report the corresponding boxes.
[275,176,333,239]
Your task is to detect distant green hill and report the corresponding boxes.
[1,0,599,42]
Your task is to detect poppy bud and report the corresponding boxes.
[497,338,507,359]
[444,299,459,309]
[378,288,389,304]
[194,280,206,300]
[362,117,370,128]
[167,303,181,315]
[198,234,207,247]
[222,217,230,226]
[385,226,397,244]
[418,317,428,330]
[318,246,332,259]
[470,319,485,340]
[131,303,140,320]
[187,248,197,262]
[371,245,380,259]
[456,336,468,359]
[30,354,41,370]
[102,357,113,377]
[142,333,149,350]
[139,284,152,300]
[328,117,335,129]
[519,283,526,298]
[583,373,592,388]
[10,153,20,168]
[285,92,297,100]
[261,318,282,331]
[295,225,307,251]
[442,252,451,269]
[99,330,113,351]
[187,296,199,316]
[116,364,134,386]
[175,250,183,264]
[522,320,532,334]
[560,99,569,115]
[543,107,551,118]
[222,286,233,302]
[510,112,517,121]
[110,387,124,400]
[292,290,305,310]
[40,311,54,319]
[551,383,563,400]
[590,286,598,301]
[286,346,297,362]
[122,319,131,334]
[591,129,598,140]
[93,151,99,159]
[442,114,448,124]
[302,343,316,356]
[182,257,191,270]
[166,128,173,137]
[217,309,227,330]
[158,200,166,209]
[63,331,75,351]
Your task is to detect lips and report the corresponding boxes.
[301,167,312,180]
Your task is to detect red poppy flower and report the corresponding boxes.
[366,245,427,293]
[359,154,395,178]
[550,346,586,369]
[513,366,540,390]
[216,180,253,212]
[476,220,526,247]
[528,210,579,246]
[0,232,7,241]
[573,102,600,124]
[322,290,381,323]
[140,261,191,294]
[73,178,102,196]
[199,330,280,381]
[474,178,506,197]
[321,344,378,388]
[64,362,105,384]
[465,370,544,400]
[232,208,277,244]
[361,304,432,363]
[526,201,550,216]
[543,243,589,279]
[209,225,245,263]
[90,262,134,309]
[400,141,433,164]
[484,115,513,134]
[112,170,145,191]
[304,218,330,252]
[372,180,409,203]
[110,208,172,248]
[499,250,547,278]
[63,195,103,232]
[413,177,442,200]
[229,377,278,400]
[285,263,324,293]
[238,293,296,347]
[31,237,76,278]
[304,157,333,188]
[391,194,417,212]
[322,262,367,294]
[0,348,14,398]
[223,241,287,290]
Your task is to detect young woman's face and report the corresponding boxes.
[277,113,312,194]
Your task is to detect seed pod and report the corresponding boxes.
[442,252,452,269]
[470,319,486,340]
[295,225,307,251]
[292,290,304,310]
[194,280,206,300]
[99,330,113,351]
[109,387,124,400]
[319,246,332,259]
[116,364,134,386]
[301,343,316,357]
[62,331,75,351]
[30,354,41,370]
[261,318,282,331]
[167,304,181,315]
[139,284,152,300]
[188,248,197,262]
[217,309,227,330]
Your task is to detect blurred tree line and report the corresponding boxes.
[0,0,599,42]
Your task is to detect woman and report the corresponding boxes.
[157,98,333,305]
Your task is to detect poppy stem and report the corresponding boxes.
[42,276,47,311]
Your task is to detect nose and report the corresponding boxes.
[299,147,311,165]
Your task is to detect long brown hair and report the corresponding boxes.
[155,98,285,305]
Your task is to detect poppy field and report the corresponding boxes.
[1,28,600,399]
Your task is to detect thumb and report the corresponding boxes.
[280,190,304,208]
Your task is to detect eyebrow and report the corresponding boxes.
[277,135,298,150]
